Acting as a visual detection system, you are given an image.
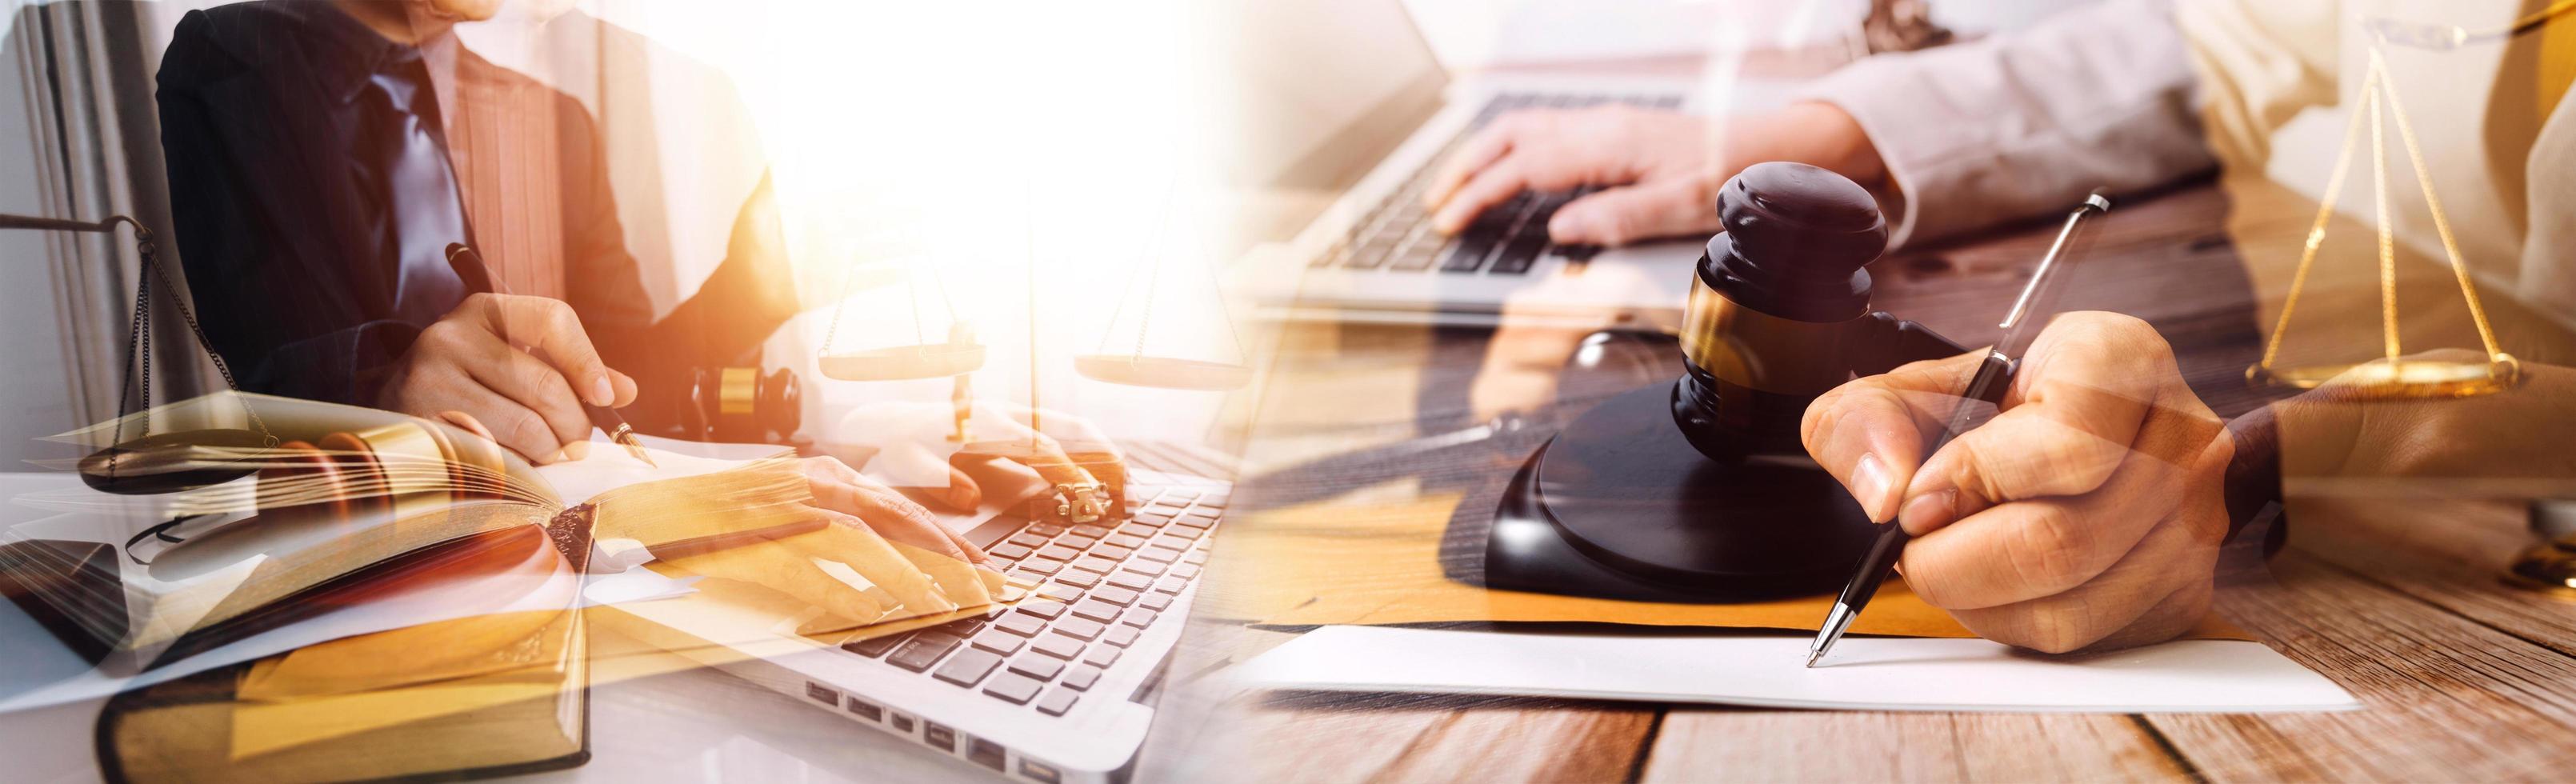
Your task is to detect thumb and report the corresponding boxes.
[1546,178,1716,246]
[1802,352,1986,522]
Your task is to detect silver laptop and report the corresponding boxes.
[602,442,1235,783]
[1219,0,1788,327]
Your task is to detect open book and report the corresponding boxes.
[4,391,799,672]
[0,393,811,781]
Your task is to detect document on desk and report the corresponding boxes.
[1228,626,2360,713]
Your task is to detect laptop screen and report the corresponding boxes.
[1205,0,1447,233]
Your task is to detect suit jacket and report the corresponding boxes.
[154,1,794,430]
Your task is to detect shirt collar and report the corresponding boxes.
[286,2,438,105]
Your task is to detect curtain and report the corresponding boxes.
[8,0,210,434]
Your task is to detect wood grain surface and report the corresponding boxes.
[1142,179,2576,782]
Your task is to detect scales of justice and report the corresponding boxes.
[812,210,1250,525]
[1466,32,2528,602]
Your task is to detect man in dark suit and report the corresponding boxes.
[152,0,1015,609]
[154,0,795,462]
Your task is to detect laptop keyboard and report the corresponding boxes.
[836,486,1223,718]
[1316,91,1686,274]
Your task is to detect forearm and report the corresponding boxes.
[1799,0,2215,247]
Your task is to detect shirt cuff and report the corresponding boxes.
[1795,55,1954,250]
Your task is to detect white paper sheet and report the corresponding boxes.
[1226,626,2360,713]
[533,433,786,506]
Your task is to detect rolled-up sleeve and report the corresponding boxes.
[1798,0,2216,248]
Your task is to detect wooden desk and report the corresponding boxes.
[1142,180,2576,781]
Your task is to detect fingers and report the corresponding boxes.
[1936,510,2220,653]
[893,462,985,512]
[471,294,624,406]
[2074,579,2213,653]
[436,410,496,445]
[1896,313,2183,534]
[800,457,994,567]
[606,368,638,408]
[940,465,982,511]
[650,493,1002,633]
[771,511,954,626]
[1901,474,2165,610]
[1430,154,1542,234]
[662,535,898,628]
[1802,352,1985,522]
[781,514,982,621]
[974,414,1096,489]
[1544,177,1715,246]
[458,346,594,452]
[801,461,965,555]
[1424,118,1520,210]
[1896,382,2147,534]
[1426,110,1637,235]
[434,372,570,462]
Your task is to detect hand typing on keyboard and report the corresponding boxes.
[638,455,1011,634]
[838,480,1226,717]
[831,399,1118,513]
[1424,102,1886,247]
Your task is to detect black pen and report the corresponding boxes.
[1805,191,2110,667]
[446,243,658,467]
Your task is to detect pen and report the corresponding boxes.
[446,243,658,467]
[1805,191,2110,667]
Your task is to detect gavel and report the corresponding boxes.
[1482,162,1972,602]
[1669,162,1962,460]
[254,418,510,522]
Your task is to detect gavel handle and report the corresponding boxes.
[1852,311,1970,377]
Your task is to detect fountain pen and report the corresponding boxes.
[582,402,658,467]
[1806,191,2110,667]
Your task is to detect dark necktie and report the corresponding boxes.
[354,48,472,323]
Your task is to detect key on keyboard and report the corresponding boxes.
[983,673,1043,704]
[887,633,965,672]
[824,477,1229,720]
[934,649,1003,686]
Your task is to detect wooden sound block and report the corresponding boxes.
[78,428,271,495]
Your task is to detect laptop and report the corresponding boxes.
[1219,0,1791,327]
[600,441,1237,783]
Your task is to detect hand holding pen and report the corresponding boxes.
[1801,194,2239,661]
[369,243,652,465]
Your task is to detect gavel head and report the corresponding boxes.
[1670,162,1889,460]
[689,366,802,442]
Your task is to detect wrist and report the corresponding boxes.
[1778,102,1886,188]
[2222,407,2288,552]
